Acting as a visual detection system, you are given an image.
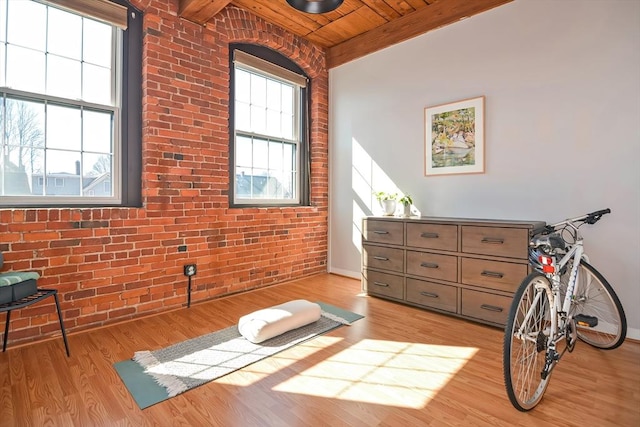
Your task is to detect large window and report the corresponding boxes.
[0,0,141,207]
[230,45,309,206]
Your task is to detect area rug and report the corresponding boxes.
[114,301,363,409]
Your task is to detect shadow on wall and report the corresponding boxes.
[349,137,420,253]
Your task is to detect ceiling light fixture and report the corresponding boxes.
[286,0,344,14]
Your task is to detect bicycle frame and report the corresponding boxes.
[517,222,586,372]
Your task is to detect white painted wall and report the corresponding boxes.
[328,0,640,338]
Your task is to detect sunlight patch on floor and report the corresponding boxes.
[272,339,478,408]
[214,336,344,386]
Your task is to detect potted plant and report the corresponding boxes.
[373,191,398,216]
[398,194,413,217]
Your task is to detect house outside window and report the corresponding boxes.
[230,44,309,207]
[0,0,142,207]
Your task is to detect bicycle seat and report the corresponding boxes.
[530,233,566,252]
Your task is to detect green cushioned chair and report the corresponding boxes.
[0,252,38,303]
[0,252,70,356]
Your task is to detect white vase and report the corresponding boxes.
[402,204,411,217]
[381,200,397,216]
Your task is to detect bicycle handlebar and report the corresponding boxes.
[585,208,611,224]
[545,208,611,231]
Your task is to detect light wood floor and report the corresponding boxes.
[1,273,638,426]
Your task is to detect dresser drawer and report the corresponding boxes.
[363,244,404,273]
[461,258,527,293]
[363,220,404,245]
[363,270,404,300]
[406,250,457,282]
[461,226,529,259]
[406,278,457,313]
[406,223,458,251]
[461,289,512,325]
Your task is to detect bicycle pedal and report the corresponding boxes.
[574,314,598,328]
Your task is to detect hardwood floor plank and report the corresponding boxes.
[0,273,638,426]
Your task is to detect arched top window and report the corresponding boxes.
[229,44,309,207]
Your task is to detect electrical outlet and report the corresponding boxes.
[183,264,197,277]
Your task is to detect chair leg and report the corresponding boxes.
[53,292,70,357]
[3,310,10,352]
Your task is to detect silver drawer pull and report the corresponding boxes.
[373,256,389,261]
[420,291,439,298]
[373,230,389,235]
[481,270,504,278]
[420,232,439,238]
[481,237,504,244]
[420,262,439,269]
[480,304,503,312]
[373,281,389,287]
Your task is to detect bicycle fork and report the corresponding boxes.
[536,279,561,380]
[535,276,574,380]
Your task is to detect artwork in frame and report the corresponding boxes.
[424,96,485,176]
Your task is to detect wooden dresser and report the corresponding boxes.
[362,216,546,327]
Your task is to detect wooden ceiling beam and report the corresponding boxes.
[179,0,232,25]
[326,0,513,68]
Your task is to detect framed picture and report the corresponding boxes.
[425,96,485,176]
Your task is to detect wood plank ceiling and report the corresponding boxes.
[179,0,513,68]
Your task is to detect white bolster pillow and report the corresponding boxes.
[238,299,321,344]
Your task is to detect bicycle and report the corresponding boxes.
[503,208,627,411]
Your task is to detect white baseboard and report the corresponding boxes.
[626,327,640,342]
[327,267,360,280]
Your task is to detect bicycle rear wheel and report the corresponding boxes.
[504,273,553,411]
[563,261,626,349]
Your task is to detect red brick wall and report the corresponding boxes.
[0,2,328,346]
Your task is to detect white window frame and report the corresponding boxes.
[231,49,307,206]
[0,0,126,206]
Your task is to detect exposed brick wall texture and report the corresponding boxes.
[0,2,328,346]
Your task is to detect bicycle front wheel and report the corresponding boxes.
[503,272,553,411]
[564,261,627,349]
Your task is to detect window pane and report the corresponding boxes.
[48,7,82,60]
[0,45,5,87]
[268,141,283,173]
[7,0,45,50]
[281,85,293,114]
[83,110,112,153]
[250,74,266,107]
[250,105,266,134]
[235,101,250,131]
[283,143,294,171]
[266,109,280,137]
[236,135,252,167]
[251,168,268,198]
[6,45,45,93]
[47,104,81,150]
[45,150,80,196]
[235,69,250,103]
[3,146,44,196]
[281,112,293,140]
[83,63,111,104]
[4,97,45,149]
[83,153,112,196]
[235,166,252,197]
[266,80,281,110]
[0,0,6,43]
[47,55,82,99]
[84,153,111,176]
[83,19,112,67]
[253,139,269,169]
[45,149,80,195]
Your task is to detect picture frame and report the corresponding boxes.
[424,96,485,176]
